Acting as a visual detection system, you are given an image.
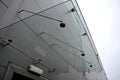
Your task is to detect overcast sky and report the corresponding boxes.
[77,0,120,80]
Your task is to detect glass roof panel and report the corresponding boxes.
[0,0,102,72]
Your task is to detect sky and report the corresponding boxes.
[77,0,120,80]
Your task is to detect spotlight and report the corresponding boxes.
[81,53,85,56]
[8,39,12,43]
[89,64,93,67]
[60,22,66,28]
[71,8,75,12]
[82,33,87,36]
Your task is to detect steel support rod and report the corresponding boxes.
[38,32,84,53]
[18,10,63,22]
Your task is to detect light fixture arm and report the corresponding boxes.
[18,10,63,22]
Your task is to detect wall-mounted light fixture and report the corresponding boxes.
[33,59,56,73]
[18,10,66,28]
[28,65,43,76]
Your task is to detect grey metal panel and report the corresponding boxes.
[0,0,24,29]
[0,46,33,68]
[1,0,13,6]
[0,2,7,20]
[35,0,52,10]
[0,66,6,80]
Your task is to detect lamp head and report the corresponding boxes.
[90,64,93,67]
[82,33,87,36]
[60,22,66,28]
[81,53,85,56]
[8,39,12,43]
[71,8,75,12]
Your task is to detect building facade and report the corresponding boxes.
[0,0,108,80]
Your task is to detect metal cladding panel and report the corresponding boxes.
[0,2,7,20]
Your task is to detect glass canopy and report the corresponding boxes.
[0,0,102,73]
